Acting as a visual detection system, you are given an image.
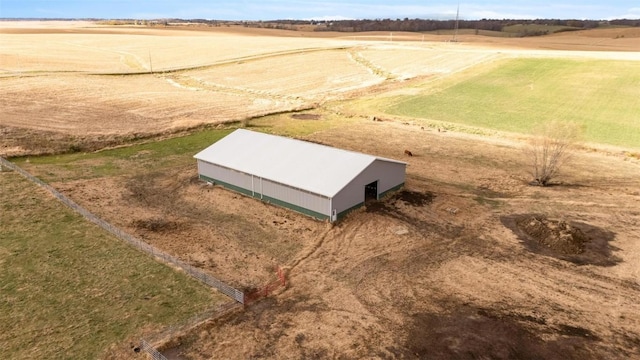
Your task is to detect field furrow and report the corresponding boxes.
[358,45,504,80]
[182,49,386,100]
[0,75,306,134]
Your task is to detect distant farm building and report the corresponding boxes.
[194,129,406,222]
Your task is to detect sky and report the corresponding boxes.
[1,0,639,21]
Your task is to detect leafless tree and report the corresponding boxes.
[525,121,581,186]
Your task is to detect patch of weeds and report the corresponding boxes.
[531,191,549,199]
[68,143,83,153]
[473,196,503,208]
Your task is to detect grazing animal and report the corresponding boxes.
[404,150,413,157]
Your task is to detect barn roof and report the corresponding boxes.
[194,129,405,197]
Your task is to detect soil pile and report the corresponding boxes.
[501,214,619,266]
[515,216,587,255]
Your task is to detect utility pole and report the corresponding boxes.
[148,50,153,74]
[453,1,460,42]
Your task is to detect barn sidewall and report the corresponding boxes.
[197,160,331,220]
[333,160,406,219]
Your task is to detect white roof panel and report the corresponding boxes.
[194,129,404,197]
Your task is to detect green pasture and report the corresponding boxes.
[0,173,223,359]
[14,113,353,183]
[385,58,640,149]
[14,128,234,182]
[11,123,319,264]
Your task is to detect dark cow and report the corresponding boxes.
[404,150,413,157]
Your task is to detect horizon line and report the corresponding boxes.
[2,17,639,22]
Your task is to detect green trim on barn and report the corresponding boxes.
[199,175,253,197]
[199,175,330,221]
[198,176,404,223]
[337,202,365,220]
[379,183,404,199]
[260,194,329,221]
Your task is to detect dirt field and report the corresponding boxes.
[48,119,639,359]
[2,22,640,359]
[3,22,639,157]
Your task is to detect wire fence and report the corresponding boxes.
[140,340,167,360]
[0,157,244,303]
[138,267,285,358]
[139,300,242,358]
[2,157,288,358]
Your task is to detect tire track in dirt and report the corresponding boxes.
[163,74,305,103]
[286,225,335,274]
[347,49,397,80]
[429,256,640,339]
[139,46,351,75]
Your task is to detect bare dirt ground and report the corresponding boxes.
[2,22,640,359]
[51,119,640,359]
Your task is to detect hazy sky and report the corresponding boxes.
[1,0,639,21]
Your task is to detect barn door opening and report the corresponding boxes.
[365,180,378,202]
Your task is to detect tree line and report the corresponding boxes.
[76,17,640,35]
[316,18,638,32]
[247,18,640,34]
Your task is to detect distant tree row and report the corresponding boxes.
[77,17,640,35]
[312,18,640,33]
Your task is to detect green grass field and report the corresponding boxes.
[14,128,234,182]
[386,58,640,149]
[0,172,225,359]
[14,116,353,183]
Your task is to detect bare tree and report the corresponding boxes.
[525,121,581,186]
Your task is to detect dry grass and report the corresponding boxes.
[2,22,639,158]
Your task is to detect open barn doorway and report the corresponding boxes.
[365,181,378,202]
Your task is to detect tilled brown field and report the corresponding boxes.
[2,22,640,359]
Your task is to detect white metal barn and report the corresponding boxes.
[194,129,406,222]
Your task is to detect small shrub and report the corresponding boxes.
[524,121,581,186]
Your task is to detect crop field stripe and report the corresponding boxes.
[87,46,350,75]
[386,58,640,149]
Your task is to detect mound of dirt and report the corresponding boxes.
[515,216,587,255]
[501,214,620,266]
